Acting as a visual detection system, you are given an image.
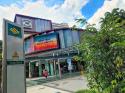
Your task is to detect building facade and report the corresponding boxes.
[14,14,83,78]
[52,23,69,29]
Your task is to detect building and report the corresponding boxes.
[14,14,52,38]
[52,23,69,29]
[14,14,84,78]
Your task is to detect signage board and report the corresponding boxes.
[7,22,24,64]
[2,19,26,93]
[22,18,32,28]
[34,33,59,52]
[24,33,59,54]
[67,58,72,71]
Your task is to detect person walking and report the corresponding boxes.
[43,69,48,79]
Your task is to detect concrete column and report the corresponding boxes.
[29,62,34,78]
[29,62,32,78]
[53,60,56,75]
[58,59,62,79]
[38,60,42,77]
[45,60,49,75]
[50,63,54,76]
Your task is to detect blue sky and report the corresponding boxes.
[0,0,105,20]
[0,0,21,5]
[44,0,64,7]
[81,0,105,19]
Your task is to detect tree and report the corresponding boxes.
[75,8,125,92]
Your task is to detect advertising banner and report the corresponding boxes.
[67,58,73,71]
[24,33,59,54]
[34,33,59,52]
[2,19,26,93]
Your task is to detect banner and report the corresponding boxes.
[24,33,59,54]
[34,33,59,52]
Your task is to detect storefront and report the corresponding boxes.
[25,57,81,78]
[24,28,82,78]
[14,14,84,78]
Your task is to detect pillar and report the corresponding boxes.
[53,60,56,75]
[50,63,54,76]
[38,60,42,77]
[45,60,49,75]
[29,62,34,78]
[58,59,62,79]
[29,62,31,78]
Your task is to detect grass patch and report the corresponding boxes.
[75,89,97,93]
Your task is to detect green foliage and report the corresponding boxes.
[75,89,97,93]
[76,8,125,92]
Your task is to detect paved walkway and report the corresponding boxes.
[43,76,88,92]
[27,75,88,93]
[27,85,70,93]
[26,72,81,87]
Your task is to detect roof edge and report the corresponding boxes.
[24,27,84,40]
[14,14,52,22]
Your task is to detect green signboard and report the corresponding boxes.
[7,61,24,65]
[6,21,24,65]
[8,23,22,38]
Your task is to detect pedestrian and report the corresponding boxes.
[43,69,48,79]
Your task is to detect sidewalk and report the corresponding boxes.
[26,75,55,81]
[43,76,88,92]
[27,73,88,93]
[26,72,81,87]
[27,85,70,93]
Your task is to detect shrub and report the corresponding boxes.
[75,89,97,93]
[75,8,125,92]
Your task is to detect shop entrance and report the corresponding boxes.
[32,62,39,77]
[60,62,68,74]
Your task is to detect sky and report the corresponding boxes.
[0,0,125,40]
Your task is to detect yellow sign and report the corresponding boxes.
[12,51,19,60]
[10,28,19,35]
[8,23,22,38]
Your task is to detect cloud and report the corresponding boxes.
[88,0,125,28]
[117,0,125,9]
[0,0,88,40]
